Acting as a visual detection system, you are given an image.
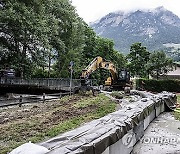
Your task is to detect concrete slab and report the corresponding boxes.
[102,147,109,154]
[132,112,180,154]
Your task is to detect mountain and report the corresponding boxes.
[90,6,180,55]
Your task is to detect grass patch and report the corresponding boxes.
[74,93,106,108]
[46,93,116,138]
[177,94,180,104]
[110,91,124,99]
[45,116,86,137]
[0,93,116,153]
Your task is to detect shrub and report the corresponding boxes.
[136,79,180,92]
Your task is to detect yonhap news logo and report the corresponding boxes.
[141,136,180,144]
[122,131,136,148]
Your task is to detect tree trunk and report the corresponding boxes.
[156,70,159,80]
[21,44,27,78]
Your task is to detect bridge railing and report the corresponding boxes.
[0,77,96,89]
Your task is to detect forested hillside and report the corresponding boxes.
[0,0,125,80]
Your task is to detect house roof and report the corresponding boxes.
[167,66,180,76]
[174,62,180,67]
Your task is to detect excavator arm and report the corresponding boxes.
[76,56,131,94]
[81,56,118,85]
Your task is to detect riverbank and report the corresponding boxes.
[0,93,117,154]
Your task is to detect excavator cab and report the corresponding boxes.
[105,70,130,85]
[106,70,130,90]
[118,70,130,83]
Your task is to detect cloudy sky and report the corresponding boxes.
[72,0,180,23]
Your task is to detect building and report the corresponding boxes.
[161,62,180,79]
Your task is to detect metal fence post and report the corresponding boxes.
[19,95,22,107]
[43,93,45,103]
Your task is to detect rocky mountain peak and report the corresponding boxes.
[155,6,167,11]
[91,7,180,55]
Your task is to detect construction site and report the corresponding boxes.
[0,56,180,154]
[1,1,180,153]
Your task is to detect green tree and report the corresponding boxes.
[0,0,85,78]
[81,25,97,66]
[0,0,53,77]
[127,43,150,77]
[85,36,126,84]
[110,50,126,70]
[147,51,174,79]
[0,0,126,80]
[33,0,85,78]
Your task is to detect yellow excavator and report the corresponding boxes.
[77,56,130,93]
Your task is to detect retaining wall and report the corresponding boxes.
[41,91,176,154]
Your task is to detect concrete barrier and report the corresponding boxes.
[100,92,174,154]
[39,91,176,154]
[10,91,176,154]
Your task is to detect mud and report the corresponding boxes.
[0,95,88,124]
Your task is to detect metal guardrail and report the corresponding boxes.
[0,78,97,107]
[0,77,97,90]
[0,77,80,89]
[0,92,71,108]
